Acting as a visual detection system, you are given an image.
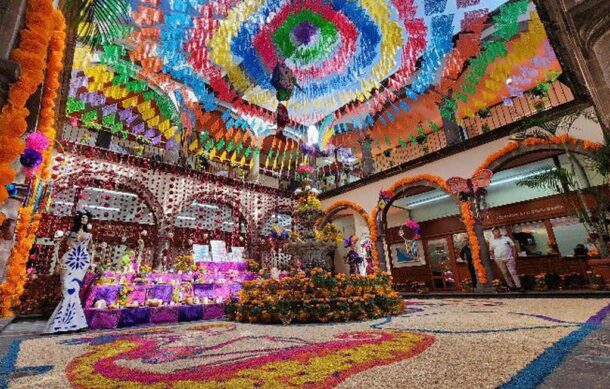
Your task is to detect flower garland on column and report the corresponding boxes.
[0,0,66,317]
[0,208,41,316]
[460,202,487,284]
[0,0,57,205]
[374,174,487,282]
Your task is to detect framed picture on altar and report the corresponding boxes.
[390,240,425,268]
[210,240,228,262]
[193,244,210,263]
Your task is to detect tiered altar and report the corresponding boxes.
[82,260,255,329]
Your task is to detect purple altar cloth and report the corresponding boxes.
[178,305,203,321]
[85,309,120,329]
[84,304,225,329]
[150,306,179,324]
[147,285,173,303]
[203,304,225,320]
[120,307,151,327]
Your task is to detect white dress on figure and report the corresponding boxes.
[44,232,91,333]
[356,240,368,276]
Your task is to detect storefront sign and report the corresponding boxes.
[484,196,567,225]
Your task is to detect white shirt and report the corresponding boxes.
[489,236,515,260]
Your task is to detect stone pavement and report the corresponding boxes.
[0,319,46,361]
[539,314,610,389]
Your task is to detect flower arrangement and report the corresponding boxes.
[534,273,548,291]
[173,254,194,273]
[492,278,504,292]
[138,265,152,277]
[399,219,422,240]
[247,259,261,273]
[586,271,605,290]
[295,194,322,213]
[118,286,134,307]
[377,190,393,210]
[546,240,559,255]
[461,278,473,292]
[296,165,315,174]
[315,223,342,242]
[226,269,404,324]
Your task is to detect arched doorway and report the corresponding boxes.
[41,180,159,270]
[172,196,249,264]
[376,176,470,291]
[316,201,376,275]
[476,139,607,283]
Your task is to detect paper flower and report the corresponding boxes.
[19,148,43,168]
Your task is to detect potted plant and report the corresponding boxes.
[515,110,610,265]
[587,271,605,290]
[477,108,491,119]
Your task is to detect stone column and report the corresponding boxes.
[359,137,375,177]
[247,140,262,183]
[533,0,610,137]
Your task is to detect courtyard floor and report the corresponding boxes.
[1,298,609,388]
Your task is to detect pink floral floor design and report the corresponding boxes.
[3,298,610,389]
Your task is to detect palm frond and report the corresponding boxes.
[516,168,575,193]
[61,0,132,50]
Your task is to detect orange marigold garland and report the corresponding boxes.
[0,0,66,317]
[0,207,39,316]
[375,174,489,283]
[459,202,488,284]
[319,200,379,270]
[0,0,58,204]
[478,136,602,172]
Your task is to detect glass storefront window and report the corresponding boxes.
[511,222,550,256]
[550,217,590,257]
[426,238,455,289]
[452,232,469,263]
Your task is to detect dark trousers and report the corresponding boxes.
[467,261,478,288]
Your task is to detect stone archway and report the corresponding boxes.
[373,174,460,272]
[479,139,601,173]
[316,200,379,269]
[173,191,253,257]
[52,169,165,227]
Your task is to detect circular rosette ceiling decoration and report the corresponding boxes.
[128,0,506,126]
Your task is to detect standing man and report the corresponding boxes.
[488,227,523,292]
[459,241,478,290]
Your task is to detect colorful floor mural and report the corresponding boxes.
[2,298,609,388]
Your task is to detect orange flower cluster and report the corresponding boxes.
[319,200,379,269]
[460,202,488,284]
[0,208,42,316]
[227,270,403,324]
[0,0,63,203]
[478,136,602,172]
[0,0,65,317]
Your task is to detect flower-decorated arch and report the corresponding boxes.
[172,191,252,238]
[478,136,603,173]
[315,200,379,269]
[51,169,165,228]
[373,174,488,283]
